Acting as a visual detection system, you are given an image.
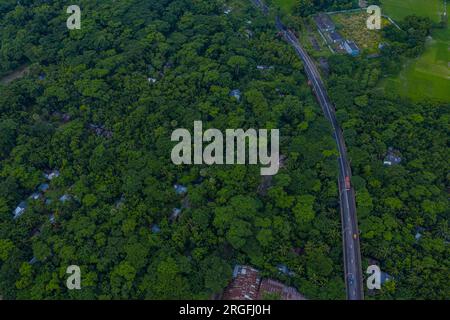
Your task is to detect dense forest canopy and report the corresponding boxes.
[0,0,448,300]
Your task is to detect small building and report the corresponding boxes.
[49,214,55,224]
[328,30,344,44]
[343,40,360,56]
[38,183,50,192]
[414,227,426,241]
[384,147,402,166]
[29,257,38,264]
[44,170,60,180]
[89,124,113,138]
[277,264,295,277]
[151,224,161,234]
[314,13,335,32]
[380,271,393,284]
[230,89,241,101]
[115,195,125,208]
[174,184,187,195]
[244,29,254,39]
[13,201,27,219]
[378,42,388,50]
[257,65,273,71]
[147,77,157,83]
[170,208,182,222]
[29,192,41,200]
[59,194,71,203]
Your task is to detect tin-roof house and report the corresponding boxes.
[29,192,41,201]
[151,224,161,234]
[414,227,426,241]
[89,124,113,138]
[381,271,393,284]
[314,13,335,32]
[328,30,344,44]
[277,264,295,277]
[343,40,360,56]
[244,29,254,38]
[170,208,182,222]
[384,147,402,166]
[38,183,50,192]
[257,65,274,71]
[174,184,187,195]
[44,170,60,180]
[13,201,27,219]
[59,194,71,203]
[230,89,241,101]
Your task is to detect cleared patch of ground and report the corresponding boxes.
[0,65,30,85]
[331,11,389,54]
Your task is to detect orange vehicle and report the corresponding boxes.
[345,176,351,190]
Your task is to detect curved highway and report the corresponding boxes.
[279,21,364,301]
[252,0,364,300]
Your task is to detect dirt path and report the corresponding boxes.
[0,65,30,85]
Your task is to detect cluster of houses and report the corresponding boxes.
[222,265,305,300]
[314,13,360,56]
[12,170,71,221]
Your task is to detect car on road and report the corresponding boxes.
[348,273,354,286]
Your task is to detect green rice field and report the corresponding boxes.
[381,0,449,102]
[381,0,445,23]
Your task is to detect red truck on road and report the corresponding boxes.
[345,176,351,190]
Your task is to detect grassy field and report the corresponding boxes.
[380,0,449,102]
[381,0,445,23]
[272,0,297,13]
[382,27,450,102]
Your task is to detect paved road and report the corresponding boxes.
[278,20,364,300]
[249,0,365,298]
